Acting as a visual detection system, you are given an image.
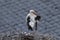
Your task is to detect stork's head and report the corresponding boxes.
[29,10,36,13]
[29,10,37,15]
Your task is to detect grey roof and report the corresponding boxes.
[0,0,60,36]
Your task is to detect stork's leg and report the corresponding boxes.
[35,22,37,30]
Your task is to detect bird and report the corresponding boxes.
[26,10,41,31]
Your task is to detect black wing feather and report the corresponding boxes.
[35,16,41,21]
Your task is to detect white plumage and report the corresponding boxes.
[26,10,41,31]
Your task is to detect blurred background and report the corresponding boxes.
[0,0,60,37]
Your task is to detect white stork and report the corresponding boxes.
[26,10,41,31]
